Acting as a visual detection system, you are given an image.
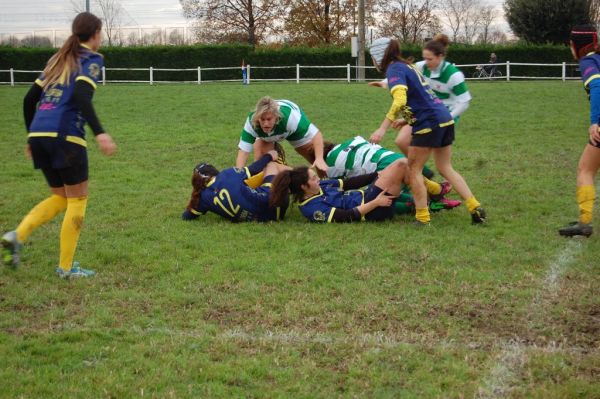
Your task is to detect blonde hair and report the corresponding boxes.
[42,12,102,88]
[251,96,281,129]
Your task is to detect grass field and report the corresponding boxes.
[0,81,599,398]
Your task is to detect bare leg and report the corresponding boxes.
[253,140,275,161]
[394,125,412,156]
[433,146,473,201]
[374,159,407,196]
[408,146,432,210]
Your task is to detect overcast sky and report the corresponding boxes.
[0,0,188,33]
[0,0,505,34]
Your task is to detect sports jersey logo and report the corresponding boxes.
[88,63,100,79]
[313,210,326,222]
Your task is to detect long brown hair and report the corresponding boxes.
[269,166,310,207]
[186,164,219,211]
[380,39,412,73]
[42,12,102,88]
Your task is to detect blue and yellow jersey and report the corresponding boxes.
[579,53,600,124]
[28,45,104,145]
[386,61,454,134]
[188,168,285,222]
[298,179,365,223]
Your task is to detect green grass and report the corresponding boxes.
[0,82,599,398]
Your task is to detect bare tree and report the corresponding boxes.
[70,0,127,46]
[590,0,600,25]
[477,4,498,44]
[439,0,481,43]
[375,0,439,43]
[180,0,284,45]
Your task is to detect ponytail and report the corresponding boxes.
[186,172,210,211]
[269,166,310,207]
[41,12,102,88]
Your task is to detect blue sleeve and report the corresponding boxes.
[589,79,600,124]
[78,53,104,86]
[247,153,275,175]
[386,62,407,91]
[182,209,199,220]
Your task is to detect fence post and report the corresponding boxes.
[247,64,251,85]
[10,68,14,87]
[562,62,566,82]
[506,61,510,82]
[150,67,153,85]
[102,66,106,86]
[296,64,300,84]
[347,64,350,83]
[197,67,201,84]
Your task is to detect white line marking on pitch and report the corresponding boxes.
[476,239,583,398]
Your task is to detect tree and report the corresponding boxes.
[504,0,590,44]
[477,5,498,44]
[375,0,440,43]
[589,0,600,25]
[180,0,283,45]
[70,0,128,46]
[282,0,356,46]
[439,0,482,43]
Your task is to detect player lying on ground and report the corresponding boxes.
[323,136,459,214]
[269,159,408,223]
[183,150,289,222]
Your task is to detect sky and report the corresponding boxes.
[0,0,188,33]
[0,0,506,35]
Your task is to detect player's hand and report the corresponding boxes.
[368,81,385,88]
[369,128,385,144]
[391,119,407,129]
[267,149,279,161]
[373,189,396,207]
[96,133,117,156]
[589,124,600,146]
[312,158,328,176]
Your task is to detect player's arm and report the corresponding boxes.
[588,78,600,145]
[23,82,43,131]
[341,172,378,190]
[72,80,105,135]
[236,128,256,168]
[330,191,392,222]
[247,152,276,175]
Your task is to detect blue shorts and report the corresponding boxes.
[29,137,88,187]
[364,184,394,222]
[411,123,455,148]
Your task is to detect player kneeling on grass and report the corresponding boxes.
[183,150,290,222]
[236,96,329,176]
[323,136,459,214]
[269,160,408,223]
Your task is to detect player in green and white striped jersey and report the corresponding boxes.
[323,136,459,214]
[235,96,328,176]
[369,34,471,157]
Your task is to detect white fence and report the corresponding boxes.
[0,62,581,86]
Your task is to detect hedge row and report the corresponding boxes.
[0,43,574,82]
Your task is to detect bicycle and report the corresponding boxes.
[472,64,503,79]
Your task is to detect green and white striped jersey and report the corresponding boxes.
[325,136,404,179]
[238,99,318,152]
[416,60,471,116]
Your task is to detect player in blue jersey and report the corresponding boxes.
[269,161,406,223]
[559,25,600,237]
[1,12,116,279]
[368,37,485,226]
[182,150,289,222]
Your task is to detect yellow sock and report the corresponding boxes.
[424,178,441,196]
[244,171,264,189]
[59,197,87,271]
[465,197,481,213]
[576,185,595,224]
[15,194,67,242]
[415,207,431,223]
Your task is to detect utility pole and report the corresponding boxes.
[357,0,365,81]
[86,0,90,12]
